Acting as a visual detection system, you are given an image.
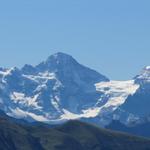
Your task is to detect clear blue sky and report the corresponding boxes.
[0,0,150,80]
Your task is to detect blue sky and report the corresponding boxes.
[0,0,150,80]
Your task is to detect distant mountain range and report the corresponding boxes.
[107,120,150,138]
[0,52,150,131]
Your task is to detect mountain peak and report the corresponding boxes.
[22,52,109,85]
[140,66,150,76]
[51,52,72,58]
[46,52,75,64]
[144,66,150,71]
[134,66,150,83]
[36,52,109,83]
[36,52,79,72]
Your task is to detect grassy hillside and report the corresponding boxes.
[0,117,150,150]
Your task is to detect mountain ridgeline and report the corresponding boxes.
[0,52,150,132]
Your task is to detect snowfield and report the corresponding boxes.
[96,80,139,111]
[58,80,139,122]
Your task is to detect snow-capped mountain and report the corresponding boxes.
[0,52,109,122]
[0,52,149,127]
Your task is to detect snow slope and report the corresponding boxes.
[57,80,139,125]
[96,80,139,112]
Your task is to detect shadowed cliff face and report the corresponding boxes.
[113,66,150,125]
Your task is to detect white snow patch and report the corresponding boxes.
[24,72,62,91]
[0,68,17,83]
[35,84,47,92]
[8,108,49,122]
[0,68,15,76]
[145,66,150,70]
[10,92,42,109]
[61,108,102,120]
[51,98,60,111]
[95,80,139,112]
[61,109,80,120]
[82,108,101,117]
[23,72,56,83]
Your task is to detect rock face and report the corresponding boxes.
[0,52,109,122]
[113,66,150,125]
[0,52,150,127]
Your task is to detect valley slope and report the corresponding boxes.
[0,116,150,150]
